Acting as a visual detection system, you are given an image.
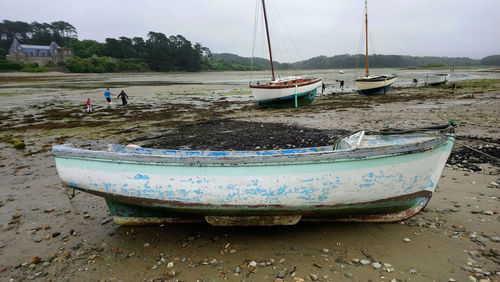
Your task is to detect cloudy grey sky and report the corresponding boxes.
[1,0,499,62]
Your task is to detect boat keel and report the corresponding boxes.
[205,215,302,226]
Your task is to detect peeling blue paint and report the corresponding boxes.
[102,182,112,191]
[134,174,150,180]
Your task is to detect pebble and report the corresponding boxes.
[321,248,329,253]
[403,238,411,243]
[476,237,488,243]
[234,266,241,273]
[483,211,494,215]
[472,267,483,273]
[469,251,480,257]
[277,269,287,278]
[490,236,500,242]
[309,274,318,281]
[313,262,322,268]
[167,261,174,268]
[248,261,257,268]
[490,248,500,257]
[143,243,150,247]
[468,256,477,263]
[462,265,473,272]
[43,224,50,230]
[167,269,176,277]
[449,278,456,282]
[360,259,370,265]
[372,262,381,269]
[29,257,41,264]
[11,213,21,219]
[410,269,417,274]
[344,272,353,278]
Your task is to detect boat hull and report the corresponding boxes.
[53,133,454,225]
[355,75,397,95]
[426,73,449,86]
[251,78,322,108]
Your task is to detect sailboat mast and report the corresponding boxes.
[262,0,275,81]
[365,0,369,77]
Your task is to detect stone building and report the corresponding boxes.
[7,38,73,66]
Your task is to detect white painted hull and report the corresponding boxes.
[355,76,397,91]
[251,79,322,102]
[55,143,450,207]
[426,73,449,86]
[52,130,455,225]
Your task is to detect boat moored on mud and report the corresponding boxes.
[52,126,455,226]
[425,73,449,86]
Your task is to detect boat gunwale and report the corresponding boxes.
[52,133,453,165]
[355,74,397,82]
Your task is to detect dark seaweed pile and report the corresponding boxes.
[140,120,350,151]
[138,119,499,170]
[447,137,500,170]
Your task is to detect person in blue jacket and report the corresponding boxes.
[104,88,112,108]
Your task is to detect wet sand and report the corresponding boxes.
[0,70,499,281]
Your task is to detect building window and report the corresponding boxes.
[30,52,33,56]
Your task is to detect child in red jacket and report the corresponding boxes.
[86,98,92,112]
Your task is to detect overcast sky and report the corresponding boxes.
[1,0,499,62]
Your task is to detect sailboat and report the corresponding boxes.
[250,0,322,108]
[354,0,397,95]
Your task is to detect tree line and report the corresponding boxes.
[0,19,239,72]
[293,54,482,69]
[1,19,499,73]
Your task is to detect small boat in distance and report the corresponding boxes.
[425,73,449,86]
[355,0,397,95]
[249,0,322,108]
[52,125,455,226]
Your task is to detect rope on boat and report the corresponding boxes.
[334,119,499,163]
[447,137,500,163]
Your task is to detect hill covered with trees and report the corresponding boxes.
[1,19,499,73]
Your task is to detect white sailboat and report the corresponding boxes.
[249,0,322,108]
[354,0,397,95]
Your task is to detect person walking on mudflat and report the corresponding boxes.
[104,88,112,108]
[86,98,92,112]
[117,90,129,106]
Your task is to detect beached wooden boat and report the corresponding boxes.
[52,127,455,226]
[249,0,322,108]
[354,0,397,95]
[425,73,449,86]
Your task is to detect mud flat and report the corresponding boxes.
[0,71,499,281]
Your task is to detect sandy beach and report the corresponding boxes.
[0,69,499,281]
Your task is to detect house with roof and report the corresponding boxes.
[7,38,73,66]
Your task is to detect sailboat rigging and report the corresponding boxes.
[250,0,322,108]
